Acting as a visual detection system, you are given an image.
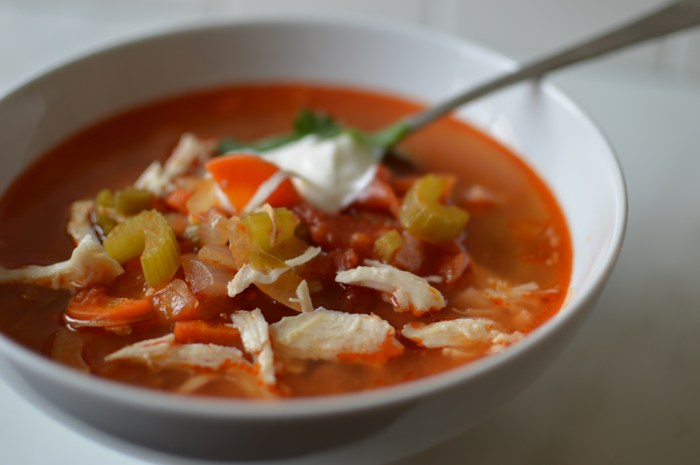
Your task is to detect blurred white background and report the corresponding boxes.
[1,1,699,465]
[2,0,700,91]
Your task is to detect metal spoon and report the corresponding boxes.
[383,0,700,145]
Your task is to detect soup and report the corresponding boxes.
[0,84,571,398]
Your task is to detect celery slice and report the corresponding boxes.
[241,208,300,252]
[94,189,117,234]
[103,210,180,287]
[374,229,403,261]
[115,188,152,216]
[399,175,469,243]
[96,189,114,207]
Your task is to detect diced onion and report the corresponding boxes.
[186,179,219,216]
[152,279,200,321]
[228,216,253,269]
[181,254,235,299]
[198,244,237,270]
[198,210,229,246]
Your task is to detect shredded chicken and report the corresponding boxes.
[134,133,208,195]
[230,309,275,385]
[106,329,277,396]
[67,199,97,244]
[452,278,558,331]
[0,235,123,290]
[401,318,523,355]
[290,280,314,313]
[284,246,322,267]
[227,265,288,297]
[227,246,321,297]
[105,334,248,370]
[335,260,445,315]
[270,307,403,362]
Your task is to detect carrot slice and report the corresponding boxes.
[206,154,300,212]
[66,288,153,327]
[173,320,242,347]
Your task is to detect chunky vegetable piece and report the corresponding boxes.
[241,208,300,252]
[152,279,200,321]
[399,174,469,243]
[66,288,153,328]
[114,188,152,216]
[374,229,403,261]
[103,210,180,287]
[206,155,300,212]
[94,189,117,234]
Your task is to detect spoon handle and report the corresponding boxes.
[401,0,700,135]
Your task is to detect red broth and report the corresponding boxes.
[0,84,571,398]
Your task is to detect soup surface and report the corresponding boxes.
[0,84,571,398]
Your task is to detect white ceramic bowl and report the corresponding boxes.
[0,16,626,465]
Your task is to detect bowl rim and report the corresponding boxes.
[0,13,627,419]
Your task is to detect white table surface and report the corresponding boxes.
[1,13,699,465]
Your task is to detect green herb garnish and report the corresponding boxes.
[215,110,408,156]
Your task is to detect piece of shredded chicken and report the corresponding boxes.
[230,309,276,386]
[335,260,445,315]
[106,331,277,396]
[105,334,248,370]
[401,318,523,355]
[227,246,321,297]
[289,280,314,313]
[67,199,98,244]
[270,307,403,362]
[135,133,209,196]
[0,235,123,290]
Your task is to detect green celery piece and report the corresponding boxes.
[115,188,152,216]
[374,229,403,261]
[399,175,469,243]
[103,210,181,287]
[94,189,117,234]
[241,208,300,252]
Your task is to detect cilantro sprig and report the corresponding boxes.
[215,109,408,156]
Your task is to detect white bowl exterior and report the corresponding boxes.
[0,17,625,463]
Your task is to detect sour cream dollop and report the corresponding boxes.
[262,133,379,213]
